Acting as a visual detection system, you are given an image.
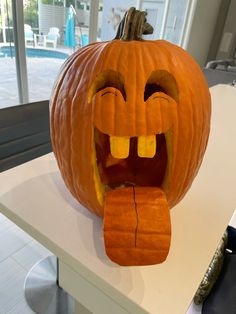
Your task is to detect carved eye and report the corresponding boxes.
[144,70,179,102]
[89,70,126,102]
[144,84,166,101]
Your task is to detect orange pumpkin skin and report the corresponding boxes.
[50,39,211,213]
[50,39,211,265]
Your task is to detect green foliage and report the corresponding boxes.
[24,0,38,28]
[64,0,75,7]
[54,0,64,5]
[41,0,83,8]
[0,0,13,26]
[42,0,64,5]
[42,0,52,3]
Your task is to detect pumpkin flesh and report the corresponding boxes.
[93,125,172,266]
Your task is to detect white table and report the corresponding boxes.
[1,84,236,314]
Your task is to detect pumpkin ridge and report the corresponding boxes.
[50,51,81,185]
[168,45,210,204]
[143,42,176,198]
[99,42,124,137]
[178,94,195,203]
[191,72,211,180]
[151,42,192,206]
[114,44,126,135]
[73,46,107,212]
[184,76,204,196]
[62,44,105,206]
[89,44,127,213]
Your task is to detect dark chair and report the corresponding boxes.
[0,100,52,172]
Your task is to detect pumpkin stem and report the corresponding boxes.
[114,7,153,41]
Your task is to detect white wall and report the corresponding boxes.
[216,0,236,59]
[38,2,66,36]
[186,0,222,67]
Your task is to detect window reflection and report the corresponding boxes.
[0,0,18,108]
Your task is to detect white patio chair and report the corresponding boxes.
[45,27,60,49]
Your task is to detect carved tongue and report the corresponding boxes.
[104,187,171,266]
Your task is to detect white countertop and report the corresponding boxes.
[1,84,236,314]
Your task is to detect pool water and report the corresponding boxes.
[0,46,69,59]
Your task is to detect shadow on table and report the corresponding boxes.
[49,171,110,262]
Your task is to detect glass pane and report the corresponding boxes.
[141,1,166,40]
[0,0,18,108]
[23,0,91,102]
[23,0,66,102]
[163,0,189,45]
[75,1,90,47]
[97,1,103,42]
[99,0,189,46]
[100,0,139,41]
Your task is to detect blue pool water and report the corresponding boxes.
[0,46,69,59]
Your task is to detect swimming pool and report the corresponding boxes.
[0,46,69,59]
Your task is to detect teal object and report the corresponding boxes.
[81,34,88,47]
[64,7,75,48]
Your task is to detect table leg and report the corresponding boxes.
[24,255,75,314]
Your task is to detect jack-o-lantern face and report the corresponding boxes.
[50,8,211,266]
[91,69,178,205]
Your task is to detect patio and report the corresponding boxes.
[0,54,67,109]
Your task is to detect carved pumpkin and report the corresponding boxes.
[50,8,211,266]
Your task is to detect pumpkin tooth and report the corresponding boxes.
[137,135,156,158]
[110,136,130,159]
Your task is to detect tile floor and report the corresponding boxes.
[0,213,52,314]
[0,57,65,109]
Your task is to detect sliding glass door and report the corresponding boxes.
[0,0,195,109]
[0,0,18,108]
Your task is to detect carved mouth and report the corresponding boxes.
[93,126,172,204]
[89,69,177,265]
